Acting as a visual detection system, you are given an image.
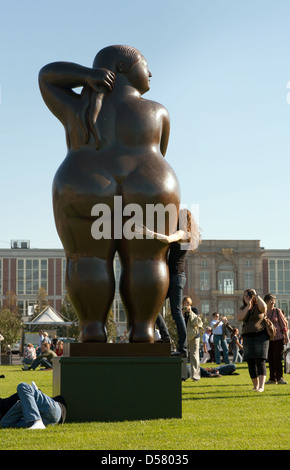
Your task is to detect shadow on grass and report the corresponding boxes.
[183,382,246,389]
[182,391,284,400]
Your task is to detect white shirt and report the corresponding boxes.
[202,332,211,351]
[210,319,223,335]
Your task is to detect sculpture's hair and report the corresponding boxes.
[92,45,142,73]
[82,45,142,149]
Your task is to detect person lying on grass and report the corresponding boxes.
[0,381,66,429]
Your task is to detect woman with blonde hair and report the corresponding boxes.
[137,209,200,357]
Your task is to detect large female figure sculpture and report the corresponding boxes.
[39,45,180,343]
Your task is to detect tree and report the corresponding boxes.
[106,310,118,343]
[2,291,18,313]
[31,287,49,319]
[60,296,118,342]
[0,308,23,353]
[60,295,81,340]
[0,292,23,353]
[161,300,179,350]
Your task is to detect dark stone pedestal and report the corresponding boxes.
[53,343,182,422]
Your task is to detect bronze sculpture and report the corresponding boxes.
[39,45,180,343]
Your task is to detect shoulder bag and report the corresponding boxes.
[263,313,277,341]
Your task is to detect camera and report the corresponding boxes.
[247,290,254,297]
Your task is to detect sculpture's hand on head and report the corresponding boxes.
[87,68,116,92]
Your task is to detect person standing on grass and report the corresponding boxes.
[36,330,44,356]
[237,289,269,392]
[210,312,230,364]
[182,296,203,381]
[264,293,289,385]
[231,328,243,363]
[201,327,212,363]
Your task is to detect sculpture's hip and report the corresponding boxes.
[52,147,180,254]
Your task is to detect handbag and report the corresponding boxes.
[263,314,277,341]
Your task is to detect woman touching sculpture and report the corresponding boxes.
[39,45,180,343]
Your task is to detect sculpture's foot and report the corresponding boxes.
[128,323,155,343]
[82,322,107,342]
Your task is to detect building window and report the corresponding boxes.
[245,260,252,267]
[113,298,126,324]
[200,271,210,291]
[17,259,48,295]
[218,271,234,294]
[201,259,208,268]
[18,300,24,317]
[218,300,235,319]
[18,299,37,317]
[244,271,254,290]
[201,300,210,315]
[269,259,290,295]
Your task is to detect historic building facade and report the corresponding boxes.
[262,248,290,317]
[184,240,265,325]
[0,241,66,317]
[0,239,289,330]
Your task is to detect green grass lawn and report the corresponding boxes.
[0,363,289,450]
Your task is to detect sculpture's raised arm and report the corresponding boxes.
[38,62,115,125]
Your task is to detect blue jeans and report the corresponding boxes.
[200,364,236,377]
[30,357,52,370]
[156,313,170,341]
[232,348,243,363]
[0,383,61,428]
[213,335,229,364]
[167,272,187,354]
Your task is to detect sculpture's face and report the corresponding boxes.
[127,56,152,94]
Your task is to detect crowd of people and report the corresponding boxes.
[156,290,289,390]
[21,331,64,371]
[0,288,288,429]
[15,288,290,386]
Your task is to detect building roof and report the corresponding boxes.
[24,305,72,325]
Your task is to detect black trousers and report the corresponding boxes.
[0,393,19,419]
[268,338,284,381]
[247,358,267,378]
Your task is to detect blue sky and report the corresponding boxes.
[0,0,290,249]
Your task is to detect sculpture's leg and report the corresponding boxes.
[118,243,169,343]
[65,255,115,342]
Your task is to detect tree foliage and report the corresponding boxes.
[30,287,49,320]
[59,295,81,340]
[106,310,118,343]
[0,308,23,353]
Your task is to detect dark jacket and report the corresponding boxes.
[222,322,233,340]
[52,395,67,424]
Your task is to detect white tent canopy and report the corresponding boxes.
[24,305,73,326]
